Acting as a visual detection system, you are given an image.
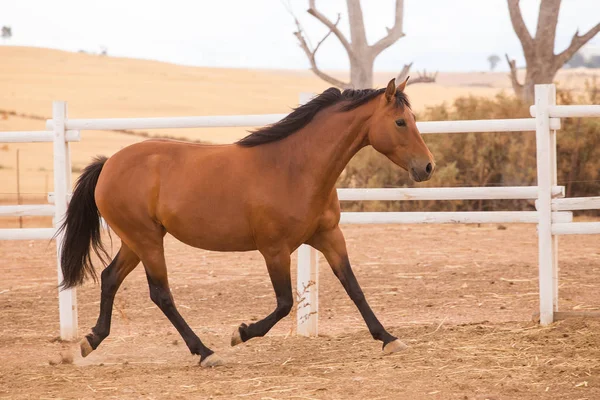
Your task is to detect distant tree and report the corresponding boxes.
[505,0,600,103]
[288,0,435,89]
[487,54,501,71]
[567,51,586,68]
[1,26,11,42]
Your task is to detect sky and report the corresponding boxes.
[2,0,599,72]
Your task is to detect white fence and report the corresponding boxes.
[0,102,79,340]
[1,85,599,340]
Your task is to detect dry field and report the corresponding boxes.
[1,223,600,399]
[1,46,599,195]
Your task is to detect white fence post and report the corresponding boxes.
[53,101,78,340]
[549,88,559,315]
[297,244,319,336]
[296,92,319,337]
[535,85,558,325]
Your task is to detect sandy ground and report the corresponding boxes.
[1,223,599,399]
[2,46,600,399]
[2,46,599,194]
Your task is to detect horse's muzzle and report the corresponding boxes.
[409,162,434,182]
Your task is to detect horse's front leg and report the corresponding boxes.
[308,226,407,354]
[231,249,293,345]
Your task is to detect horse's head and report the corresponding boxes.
[368,78,435,182]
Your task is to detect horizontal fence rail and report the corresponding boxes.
[46,187,564,205]
[417,118,560,133]
[46,117,560,134]
[530,105,600,118]
[337,186,564,201]
[0,130,80,142]
[0,204,55,217]
[46,115,289,130]
[0,228,55,240]
[340,211,572,225]
[552,222,600,235]
[552,197,600,211]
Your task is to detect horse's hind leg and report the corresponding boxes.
[140,242,222,367]
[80,242,140,357]
[231,250,293,345]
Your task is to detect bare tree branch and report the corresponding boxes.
[505,54,524,96]
[293,17,350,88]
[396,62,413,82]
[307,0,355,58]
[371,0,406,55]
[287,0,411,89]
[407,69,438,86]
[507,0,533,52]
[554,22,600,68]
[313,13,341,55]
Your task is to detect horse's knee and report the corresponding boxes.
[100,265,119,295]
[149,285,172,308]
[276,297,293,318]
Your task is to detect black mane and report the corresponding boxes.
[236,86,410,147]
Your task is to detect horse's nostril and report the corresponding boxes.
[426,163,433,174]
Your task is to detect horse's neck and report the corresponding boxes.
[283,105,371,194]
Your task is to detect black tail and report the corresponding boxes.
[57,156,109,289]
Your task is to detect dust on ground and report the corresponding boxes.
[1,223,599,399]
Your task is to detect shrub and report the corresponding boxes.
[339,79,600,213]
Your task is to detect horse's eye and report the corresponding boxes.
[395,119,406,127]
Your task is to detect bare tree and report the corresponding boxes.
[290,0,435,89]
[1,26,12,42]
[487,54,501,71]
[505,0,600,103]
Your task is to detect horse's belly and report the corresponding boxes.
[162,210,256,252]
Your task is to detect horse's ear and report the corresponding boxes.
[385,78,396,102]
[397,76,409,92]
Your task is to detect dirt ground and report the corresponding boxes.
[1,223,600,399]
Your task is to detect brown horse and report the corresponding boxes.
[58,78,434,367]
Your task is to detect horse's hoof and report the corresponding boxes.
[231,327,243,347]
[80,338,94,358]
[200,353,225,368]
[383,339,408,355]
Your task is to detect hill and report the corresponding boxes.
[0,46,598,196]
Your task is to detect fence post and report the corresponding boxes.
[535,84,558,325]
[296,92,319,337]
[53,101,78,340]
[548,87,559,315]
[297,244,319,336]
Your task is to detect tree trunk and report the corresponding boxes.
[296,0,409,90]
[506,0,600,103]
[522,64,559,103]
[350,57,374,89]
